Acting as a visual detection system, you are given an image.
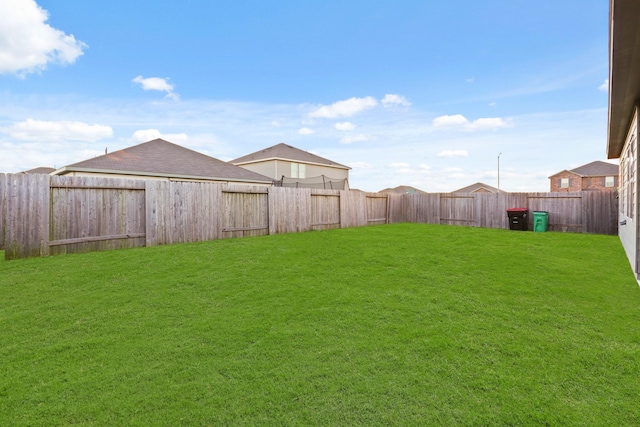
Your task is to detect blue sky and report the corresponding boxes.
[1,0,611,192]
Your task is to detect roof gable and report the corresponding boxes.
[569,161,619,177]
[549,161,619,179]
[452,182,502,193]
[55,139,272,183]
[231,143,350,169]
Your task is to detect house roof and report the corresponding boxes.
[607,0,640,158]
[22,167,56,175]
[549,161,619,178]
[230,143,351,170]
[379,185,428,194]
[53,139,273,184]
[451,182,503,193]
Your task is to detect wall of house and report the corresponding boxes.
[582,176,618,191]
[235,161,277,180]
[549,173,618,192]
[549,172,583,192]
[618,107,639,277]
[239,159,349,181]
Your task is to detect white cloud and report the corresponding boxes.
[599,79,609,92]
[3,119,112,142]
[466,77,475,83]
[335,121,356,131]
[437,150,469,158]
[391,162,411,168]
[132,129,188,143]
[432,114,511,132]
[466,117,511,131]
[340,134,369,144]
[132,75,179,100]
[308,96,378,118]
[381,94,411,108]
[432,114,469,128]
[298,127,315,135]
[0,0,87,76]
[271,120,281,127]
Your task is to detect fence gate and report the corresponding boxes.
[440,195,476,226]
[366,195,389,225]
[221,189,269,238]
[310,193,341,230]
[49,179,146,255]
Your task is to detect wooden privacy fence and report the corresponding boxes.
[0,174,618,260]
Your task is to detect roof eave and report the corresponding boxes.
[607,0,640,159]
[233,156,352,170]
[52,167,273,184]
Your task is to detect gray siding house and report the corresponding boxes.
[230,143,351,189]
[607,0,640,278]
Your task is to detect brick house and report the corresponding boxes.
[548,161,619,192]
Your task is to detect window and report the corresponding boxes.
[605,176,615,188]
[560,178,570,188]
[291,163,306,179]
[621,132,637,218]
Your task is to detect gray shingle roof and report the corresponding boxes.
[230,143,350,169]
[569,161,619,177]
[22,167,55,175]
[451,182,503,193]
[55,139,272,183]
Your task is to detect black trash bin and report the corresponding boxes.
[507,208,528,231]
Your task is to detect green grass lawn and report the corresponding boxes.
[1,223,639,426]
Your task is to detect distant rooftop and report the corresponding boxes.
[451,182,503,193]
[21,167,56,175]
[549,161,619,178]
[54,139,273,183]
[231,143,350,169]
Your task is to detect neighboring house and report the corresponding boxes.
[52,139,273,185]
[230,143,351,190]
[607,0,640,278]
[379,185,428,195]
[548,161,619,192]
[451,182,504,194]
[21,167,56,175]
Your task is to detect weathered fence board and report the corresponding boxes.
[582,191,618,235]
[341,191,367,228]
[0,174,6,250]
[48,176,146,256]
[366,195,389,225]
[0,174,620,260]
[146,180,222,246]
[269,186,312,234]
[310,190,341,231]
[221,185,269,239]
[4,174,50,259]
[440,194,476,226]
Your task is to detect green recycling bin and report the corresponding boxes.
[533,211,548,232]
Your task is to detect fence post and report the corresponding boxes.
[0,174,6,251]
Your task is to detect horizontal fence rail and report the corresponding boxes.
[0,174,618,260]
